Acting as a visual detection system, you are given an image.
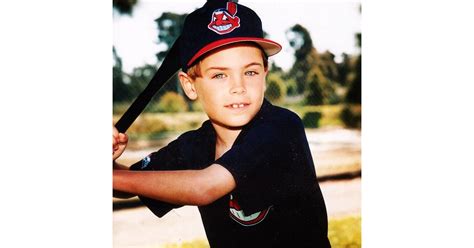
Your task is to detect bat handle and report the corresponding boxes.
[114,95,148,133]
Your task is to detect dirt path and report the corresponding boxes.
[113,178,360,248]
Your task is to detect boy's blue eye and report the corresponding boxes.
[212,73,226,79]
[245,71,258,76]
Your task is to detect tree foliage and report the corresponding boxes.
[152,92,188,113]
[154,12,188,95]
[287,24,338,105]
[155,12,187,61]
[340,105,361,128]
[305,68,324,105]
[113,0,138,15]
[302,111,322,128]
[113,47,130,103]
[287,24,319,95]
[345,33,361,104]
[113,52,159,105]
[265,72,287,104]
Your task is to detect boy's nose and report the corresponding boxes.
[230,77,246,94]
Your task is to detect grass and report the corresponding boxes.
[287,104,342,125]
[286,104,361,128]
[328,215,361,248]
[157,215,361,248]
[144,239,209,248]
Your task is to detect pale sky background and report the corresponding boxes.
[113,0,361,73]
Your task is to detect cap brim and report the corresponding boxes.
[187,37,282,67]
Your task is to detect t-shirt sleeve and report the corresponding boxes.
[215,112,311,214]
[129,139,184,218]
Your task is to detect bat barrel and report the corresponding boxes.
[114,37,181,133]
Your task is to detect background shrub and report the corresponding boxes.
[265,73,287,104]
[126,115,168,139]
[190,101,204,112]
[302,111,322,128]
[340,105,361,128]
[153,92,188,113]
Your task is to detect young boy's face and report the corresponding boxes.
[183,43,268,129]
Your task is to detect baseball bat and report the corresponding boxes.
[114,36,181,133]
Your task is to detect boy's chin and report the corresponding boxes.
[211,116,252,130]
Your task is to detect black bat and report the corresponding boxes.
[114,36,181,133]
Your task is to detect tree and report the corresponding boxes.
[113,0,139,105]
[128,64,157,97]
[305,68,324,105]
[154,12,188,95]
[345,5,361,104]
[113,47,131,103]
[265,72,287,104]
[113,0,138,15]
[319,50,339,83]
[287,24,338,105]
[287,24,318,95]
[337,53,351,86]
[155,12,187,62]
[345,32,361,104]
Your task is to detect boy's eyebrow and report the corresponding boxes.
[244,62,264,68]
[205,62,263,72]
[205,66,229,72]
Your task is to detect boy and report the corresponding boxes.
[113,0,331,247]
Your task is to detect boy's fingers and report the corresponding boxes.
[112,125,127,160]
[118,133,128,143]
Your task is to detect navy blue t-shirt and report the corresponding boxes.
[130,99,330,247]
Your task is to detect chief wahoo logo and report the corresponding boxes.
[208,1,241,35]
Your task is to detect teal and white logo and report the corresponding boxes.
[141,155,151,169]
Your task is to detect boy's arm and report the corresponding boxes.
[113,162,136,199]
[113,163,236,206]
[113,126,136,199]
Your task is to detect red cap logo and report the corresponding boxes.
[208,2,241,35]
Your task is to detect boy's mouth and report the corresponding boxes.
[225,103,250,109]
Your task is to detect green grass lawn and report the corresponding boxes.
[328,215,361,248]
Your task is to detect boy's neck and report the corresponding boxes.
[212,123,242,157]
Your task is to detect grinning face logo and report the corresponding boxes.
[208,2,240,35]
[229,194,272,226]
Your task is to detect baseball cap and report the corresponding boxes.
[179,0,282,72]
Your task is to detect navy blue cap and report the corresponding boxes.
[179,0,281,71]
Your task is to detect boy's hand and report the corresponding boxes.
[113,126,128,161]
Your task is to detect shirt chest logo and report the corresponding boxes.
[229,194,272,226]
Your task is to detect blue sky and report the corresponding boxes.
[113,0,361,73]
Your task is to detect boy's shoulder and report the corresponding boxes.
[258,100,304,129]
[173,119,214,145]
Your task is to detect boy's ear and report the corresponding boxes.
[178,72,198,100]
